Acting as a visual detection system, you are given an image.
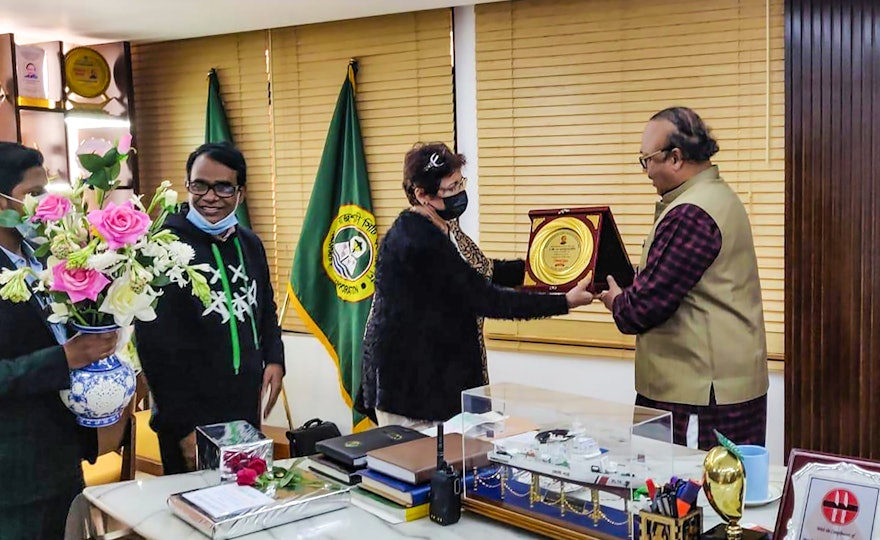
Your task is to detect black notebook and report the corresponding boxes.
[315,425,426,467]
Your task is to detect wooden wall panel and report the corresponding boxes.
[785,0,880,458]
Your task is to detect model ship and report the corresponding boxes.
[488,428,647,490]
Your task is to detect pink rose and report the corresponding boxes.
[51,261,111,303]
[32,194,72,222]
[236,468,258,486]
[87,201,151,249]
[117,133,133,155]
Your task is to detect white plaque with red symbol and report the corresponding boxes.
[784,461,880,540]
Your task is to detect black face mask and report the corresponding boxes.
[436,190,468,221]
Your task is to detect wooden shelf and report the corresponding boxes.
[17,105,65,113]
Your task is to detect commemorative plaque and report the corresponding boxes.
[522,206,634,293]
[65,47,111,99]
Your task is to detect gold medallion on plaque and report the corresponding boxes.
[523,207,634,293]
[528,216,595,288]
[64,46,119,113]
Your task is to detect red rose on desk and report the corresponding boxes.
[246,457,267,475]
[236,467,259,486]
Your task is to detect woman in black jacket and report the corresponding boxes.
[356,142,594,428]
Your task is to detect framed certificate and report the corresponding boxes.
[522,206,634,293]
[775,449,880,540]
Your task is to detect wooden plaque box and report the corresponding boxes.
[522,206,634,294]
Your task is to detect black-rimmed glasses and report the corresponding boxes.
[186,180,239,198]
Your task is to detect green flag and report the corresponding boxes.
[289,62,376,432]
[205,68,251,229]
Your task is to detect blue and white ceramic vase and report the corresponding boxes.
[60,323,136,428]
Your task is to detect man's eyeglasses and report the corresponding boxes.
[437,176,467,197]
[638,146,674,169]
[187,180,239,198]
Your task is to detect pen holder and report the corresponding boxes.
[639,507,702,540]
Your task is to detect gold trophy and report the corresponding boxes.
[702,432,746,540]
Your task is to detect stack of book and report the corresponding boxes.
[350,433,494,524]
[307,425,425,487]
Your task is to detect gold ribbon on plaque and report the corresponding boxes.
[523,206,633,293]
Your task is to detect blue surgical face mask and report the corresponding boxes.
[16,221,44,244]
[186,196,240,236]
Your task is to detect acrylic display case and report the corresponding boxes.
[460,383,674,540]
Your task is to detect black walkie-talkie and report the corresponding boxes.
[429,423,462,525]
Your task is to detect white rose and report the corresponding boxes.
[47,302,70,324]
[163,189,178,208]
[99,278,159,327]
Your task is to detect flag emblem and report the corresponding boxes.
[321,204,377,302]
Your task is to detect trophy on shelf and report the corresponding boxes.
[64,46,114,111]
[522,206,634,294]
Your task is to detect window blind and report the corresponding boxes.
[475,0,785,358]
[131,11,455,332]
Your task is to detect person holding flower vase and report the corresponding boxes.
[136,142,285,474]
[0,142,117,539]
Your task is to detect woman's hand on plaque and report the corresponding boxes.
[565,278,594,309]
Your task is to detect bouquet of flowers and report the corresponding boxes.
[0,136,211,327]
[228,455,328,498]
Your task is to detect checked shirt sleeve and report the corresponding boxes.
[611,204,722,335]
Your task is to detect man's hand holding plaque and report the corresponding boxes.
[522,206,635,294]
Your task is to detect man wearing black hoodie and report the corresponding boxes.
[136,142,285,474]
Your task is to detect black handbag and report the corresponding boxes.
[286,418,342,457]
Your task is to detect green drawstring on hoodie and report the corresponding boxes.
[211,239,260,375]
[233,237,260,350]
[212,244,241,374]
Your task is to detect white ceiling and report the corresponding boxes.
[0,0,498,45]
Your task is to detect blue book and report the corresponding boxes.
[359,469,432,507]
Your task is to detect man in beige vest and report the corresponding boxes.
[598,107,769,450]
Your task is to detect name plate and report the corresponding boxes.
[523,206,634,293]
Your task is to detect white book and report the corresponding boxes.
[180,483,273,520]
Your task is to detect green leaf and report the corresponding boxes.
[150,275,171,287]
[277,467,300,489]
[714,429,744,461]
[101,148,119,168]
[0,209,22,227]
[107,161,121,183]
[78,153,104,173]
[33,242,51,258]
[86,168,111,191]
